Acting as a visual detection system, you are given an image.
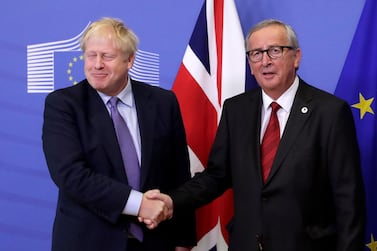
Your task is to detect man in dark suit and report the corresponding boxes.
[147,19,366,251]
[42,17,196,251]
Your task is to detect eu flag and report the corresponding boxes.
[54,51,85,90]
[334,0,377,249]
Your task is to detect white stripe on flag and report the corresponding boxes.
[221,0,246,103]
[183,46,220,113]
[192,218,228,251]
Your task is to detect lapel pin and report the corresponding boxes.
[301,106,308,114]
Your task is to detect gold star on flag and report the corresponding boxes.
[366,234,377,251]
[352,92,374,119]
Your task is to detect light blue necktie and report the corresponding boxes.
[109,97,143,241]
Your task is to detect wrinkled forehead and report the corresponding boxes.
[249,25,289,49]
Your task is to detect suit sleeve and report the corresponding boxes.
[327,101,366,250]
[170,99,233,210]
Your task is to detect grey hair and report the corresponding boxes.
[245,19,300,51]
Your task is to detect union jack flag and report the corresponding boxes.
[172,0,251,249]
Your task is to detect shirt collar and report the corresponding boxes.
[261,75,299,113]
[98,78,135,108]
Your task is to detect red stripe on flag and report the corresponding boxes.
[172,0,244,248]
[214,0,224,106]
[172,64,218,165]
[195,189,234,242]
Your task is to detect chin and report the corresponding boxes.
[88,81,105,91]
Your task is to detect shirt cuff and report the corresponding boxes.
[122,190,143,216]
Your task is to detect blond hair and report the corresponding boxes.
[80,17,139,58]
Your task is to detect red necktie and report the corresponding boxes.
[261,102,281,183]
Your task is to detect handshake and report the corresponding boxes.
[137,189,173,229]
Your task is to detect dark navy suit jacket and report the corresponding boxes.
[43,79,196,251]
[171,78,365,251]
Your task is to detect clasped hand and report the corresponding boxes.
[137,189,173,229]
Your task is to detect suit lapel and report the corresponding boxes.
[86,83,128,182]
[266,80,313,184]
[230,89,265,186]
[247,90,265,184]
[132,81,156,189]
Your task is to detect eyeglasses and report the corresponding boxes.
[246,46,294,63]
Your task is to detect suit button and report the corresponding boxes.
[261,192,269,201]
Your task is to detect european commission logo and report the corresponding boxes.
[26,23,160,93]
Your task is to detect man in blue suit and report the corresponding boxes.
[42,17,196,251]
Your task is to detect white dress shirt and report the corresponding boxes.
[260,76,299,142]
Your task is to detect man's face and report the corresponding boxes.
[84,28,134,96]
[247,25,301,99]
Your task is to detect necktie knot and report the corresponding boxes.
[109,96,120,109]
[270,101,280,113]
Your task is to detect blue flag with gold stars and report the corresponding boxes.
[334,0,377,249]
[54,51,85,90]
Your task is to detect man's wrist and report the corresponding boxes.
[122,190,143,215]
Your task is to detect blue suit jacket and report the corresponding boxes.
[43,79,196,251]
